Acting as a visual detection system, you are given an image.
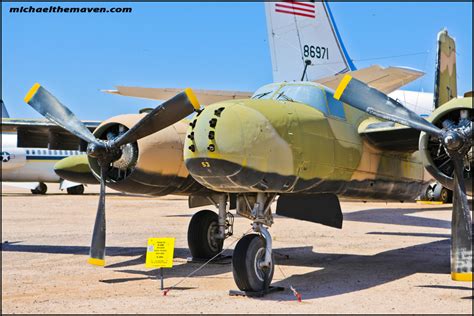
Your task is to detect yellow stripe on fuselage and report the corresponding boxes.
[334,75,352,100]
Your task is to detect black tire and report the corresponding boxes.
[232,234,275,292]
[433,184,452,203]
[67,185,84,195]
[31,183,47,195]
[187,210,223,259]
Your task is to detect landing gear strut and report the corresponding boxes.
[187,194,234,259]
[232,193,277,293]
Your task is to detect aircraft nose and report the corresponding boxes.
[185,104,246,177]
[184,102,294,191]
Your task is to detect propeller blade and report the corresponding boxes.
[88,166,107,266]
[450,157,472,281]
[113,88,200,147]
[334,75,443,137]
[24,83,99,145]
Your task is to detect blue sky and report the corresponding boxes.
[2,2,472,120]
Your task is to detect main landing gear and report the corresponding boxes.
[67,184,85,195]
[187,194,234,259]
[31,182,47,195]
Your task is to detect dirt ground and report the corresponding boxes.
[1,184,472,314]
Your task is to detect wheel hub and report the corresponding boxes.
[254,247,270,282]
[207,222,220,252]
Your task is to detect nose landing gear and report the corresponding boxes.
[231,193,281,294]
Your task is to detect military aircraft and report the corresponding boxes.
[1,101,98,194]
[23,58,471,297]
[21,7,469,294]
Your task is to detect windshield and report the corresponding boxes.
[273,84,328,114]
[251,83,281,99]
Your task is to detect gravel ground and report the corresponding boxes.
[2,184,472,314]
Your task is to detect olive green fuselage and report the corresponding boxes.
[184,98,428,201]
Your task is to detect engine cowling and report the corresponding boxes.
[88,114,206,196]
[419,97,472,195]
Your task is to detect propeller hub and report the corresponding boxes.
[86,142,108,158]
[443,131,464,151]
[87,141,122,163]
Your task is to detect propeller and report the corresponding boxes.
[334,75,472,281]
[24,83,200,266]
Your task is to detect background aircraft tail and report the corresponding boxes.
[265,1,355,83]
[433,29,457,108]
[2,100,10,118]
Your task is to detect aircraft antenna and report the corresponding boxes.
[300,59,312,81]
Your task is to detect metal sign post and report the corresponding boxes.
[160,267,164,290]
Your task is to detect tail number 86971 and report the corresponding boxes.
[303,45,329,60]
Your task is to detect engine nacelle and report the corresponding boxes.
[88,114,206,196]
[419,97,472,195]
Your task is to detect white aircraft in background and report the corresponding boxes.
[1,100,99,194]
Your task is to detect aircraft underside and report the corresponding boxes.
[187,157,426,201]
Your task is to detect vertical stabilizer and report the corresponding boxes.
[265,1,355,82]
[2,100,10,118]
[433,29,457,108]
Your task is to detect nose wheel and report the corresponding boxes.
[232,233,275,292]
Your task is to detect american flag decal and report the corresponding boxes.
[275,1,316,19]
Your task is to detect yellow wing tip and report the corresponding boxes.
[24,83,41,103]
[184,88,200,110]
[334,75,352,100]
[88,258,105,266]
[451,272,472,282]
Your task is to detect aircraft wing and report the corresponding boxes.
[103,86,253,104]
[1,118,100,150]
[357,117,421,152]
[315,65,424,94]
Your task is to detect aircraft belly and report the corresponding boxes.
[186,157,424,201]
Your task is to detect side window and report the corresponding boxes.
[26,150,30,155]
[325,90,346,119]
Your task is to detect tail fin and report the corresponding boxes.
[1,100,10,118]
[433,29,457,108]
[265,1,355,83]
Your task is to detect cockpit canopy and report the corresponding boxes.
[251,81,345,119]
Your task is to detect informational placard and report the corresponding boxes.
[145,237,175,269]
